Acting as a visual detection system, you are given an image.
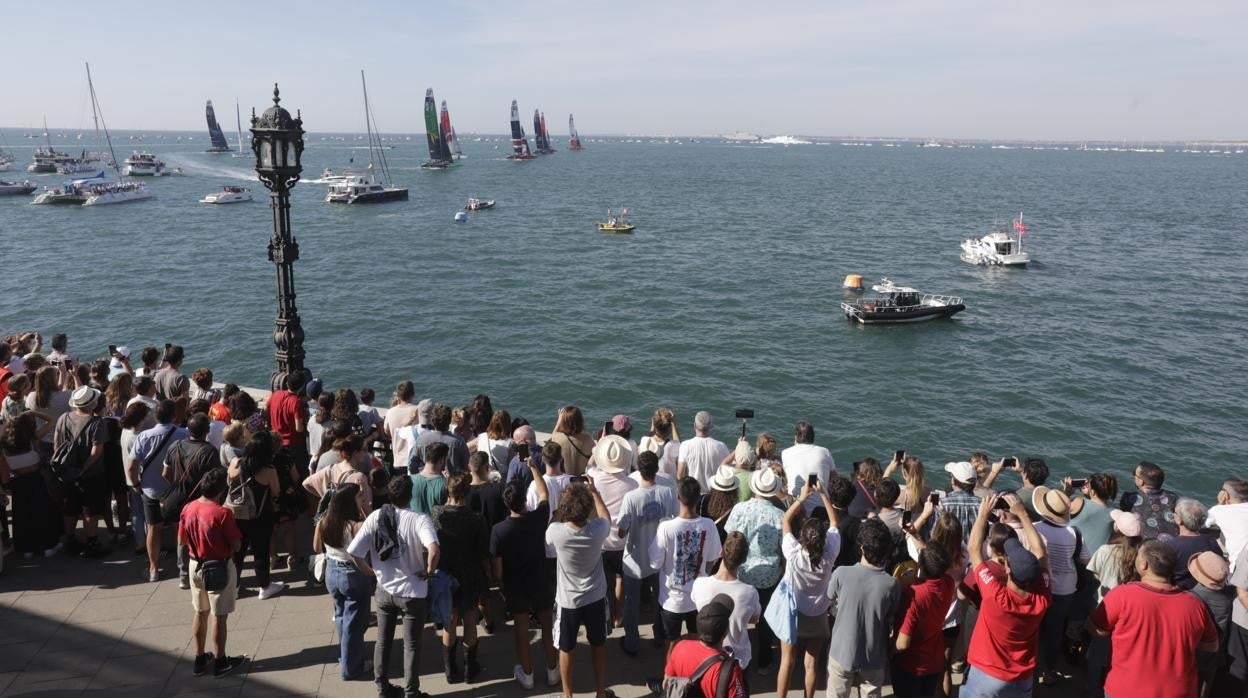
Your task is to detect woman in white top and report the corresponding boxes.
[637,407,681,480]
[313,483,375,680]
[467,410,514,480]
[776,481,841,698]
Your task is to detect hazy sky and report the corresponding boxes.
[4,1,1245,141]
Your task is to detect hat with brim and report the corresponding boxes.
[70,386,100,410]
[750,467,780,497]
[1109,509,1142,537]
[1032,486,1070,525]
[592,434,634,474]
[710,465,739,492]
[1189,551,1229,590]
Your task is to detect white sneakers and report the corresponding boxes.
[258,581,286,600]
[513,665,534,689]
[546,664,560,686]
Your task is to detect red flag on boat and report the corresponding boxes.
[1013,218,1028,236]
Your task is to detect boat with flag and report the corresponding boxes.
[205,100,231,152]
[534,110,555,155]
[840,279,965,324]
[960,213,1031,266]
[326,71,408,204]
[421,88,455,169]
[507,100,535,160]
[568,114,583,151]
[465,197,495,211]
[598,208,635,233]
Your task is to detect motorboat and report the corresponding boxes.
[598,208,635,234]
[200,185,252,204]
[961,214,1031,267]
[321,166,366,183]
[82,181,152,206]
[55,152,110,175]
[122,151,166,176]
[325,167,408,204]
[0,180,37,196]
[464,197,495,211]
[27,147,75,173]
[840,279,965,324]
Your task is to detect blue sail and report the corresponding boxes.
[205,100,229,152]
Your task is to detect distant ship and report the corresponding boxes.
[205,100,231,152]
[568,114,583,151]
[507,100,535,160]
[534,110,555,155]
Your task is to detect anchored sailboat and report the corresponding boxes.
[421,89,454,169]
[441,100,463,161]
[507,100,535,160]
[326,70,408,204]
[205,100,231,152]
[568,114,583,151]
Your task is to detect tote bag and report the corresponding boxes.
[763,571,798,645]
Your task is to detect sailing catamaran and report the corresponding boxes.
[421,88,454,169]
[507,100,535,160]
[441,100,462,161]
[32,63,151,206]
[205,100,231,152]
[326,71,408,204]
[534,110,556,155]
[568,114,583,151]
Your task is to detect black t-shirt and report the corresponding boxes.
[1166,534,1223,589]
[833,517,863,568]
[489,501,549,592]
[467,481,508,529]
[433,504,489,588]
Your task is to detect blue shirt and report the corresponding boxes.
[940,489,982,543]
[128,423,188,498]
[725,497,785,588]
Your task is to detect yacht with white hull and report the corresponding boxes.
[960,213,1031,267]
[123,151,166,176]
[200,185,252,204]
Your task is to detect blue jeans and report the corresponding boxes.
[327,561,371,679]
[961,666,1033,698]
[621,573,664,653]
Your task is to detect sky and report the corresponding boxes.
[3,0,1246,141]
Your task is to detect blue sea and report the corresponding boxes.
[2,129,1245,496]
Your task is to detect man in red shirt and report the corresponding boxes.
[893,544,955,697]
[963,493,1051,697]
[662,593,747,698]
[178,468,246,679]
[1089,540,1219,698]
[266,372,309,472]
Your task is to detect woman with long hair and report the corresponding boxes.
[228,431,285,600]
[467,409,513,478]
[885,455,931,516]
[849,457,884,518]
[455,394,493,442]
[2,412,61,556]
[776,480,841,698]
[548,405,594,476]
[26,365,69,458]
[314,483,373,680]
[105,373,135,418]
[638,407,681,479]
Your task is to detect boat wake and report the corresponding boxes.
[163,155,257,182]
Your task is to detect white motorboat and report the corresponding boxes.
[321,166,366,183]
[200,185,252,204]
[840,279,966,324]
[960,213,1031,267]
[122,151,166,176]
[28,147,75,173]
[0,180,37,196]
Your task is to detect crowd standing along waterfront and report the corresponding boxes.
[0,335,1246,697]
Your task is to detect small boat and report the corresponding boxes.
[454,211,468,222]
[598,208,635,233]
[0,180,37,196]
[568,114,583,151]
[506,100,536,160]
[200,185,253,204]
[464,197,495,211]
[961,213,1031,267]
[840,279,965,324]
[204,100,231,152]
[123,151,166,176]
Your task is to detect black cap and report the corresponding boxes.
[696,593,735,644]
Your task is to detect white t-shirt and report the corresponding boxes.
[781,443,837,513]
[781,530,841,616]
[638,436,681,480]
[206,420,226,449]
[393,423,431,469]
[650,516,723,613]
[690,576,761,667]
[126,394,159,429]
[678,436,730,492]
[528,472,572,557]
[347,507,438,598]
[120,429,142,486]
[630,471,676,490]
[1208,503,1248,571]
[385,402,420,460]
[476,435,514,472]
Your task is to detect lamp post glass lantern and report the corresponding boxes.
[251,83,311,393]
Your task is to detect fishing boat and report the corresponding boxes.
[840,279,965,324]
[960,213,1031,267]
[123,151,166,176]
[568,114,583,151]
[464,197,495,211]
[205,100,231,152]
[598,208,635,233]
[534,110,556,155]
[507,100,535,160]
[0,180,37,196]
[326,71,407,204]
[200,185,252,204]
[420,88,455,169]
[442,100,463,161]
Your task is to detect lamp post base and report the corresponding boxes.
[269,367,313,395]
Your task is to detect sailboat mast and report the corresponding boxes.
[235,99,244,154]
[361,70,377,172]
[43,116,53,149]
[85,63,121,178]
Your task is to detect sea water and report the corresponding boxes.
[2,130,1245,496]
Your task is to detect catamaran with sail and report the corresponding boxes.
[441,100,462,161]
[326,71,408,204]
[568,114,583,151]
[534,110,555,155]
[32,63,151,206]
[421,88,455,169]
[507,100,535,160]
[205,100,231,152]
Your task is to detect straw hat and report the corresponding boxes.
[750,467,781,497]
[591,435,634,475]
[1032,486,1071,525]
[710,465,739,492]
[70,386,100,410]
[1188,551,1229,590]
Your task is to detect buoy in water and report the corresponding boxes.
[843,274,864,292]
[454,211,468,222]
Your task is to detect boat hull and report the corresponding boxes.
[200,194,252,204]
[82,190,152,206]
[506,154,536,161]
[327,188,409,204]
[465,200,496,211]
[0,184,36,196]
[598,224,635,234]
[840,303,966,324]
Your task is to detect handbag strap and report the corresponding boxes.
[689,652,727,686]
[141,426,178,474]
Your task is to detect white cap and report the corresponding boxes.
[944,461,977,485]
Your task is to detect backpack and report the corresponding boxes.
[663,651,734,698]
[314,467,357,523]
[225,475,258,520]
[48,415,101,485]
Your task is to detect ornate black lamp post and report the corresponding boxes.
[251,84,311,392]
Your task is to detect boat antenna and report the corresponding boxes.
[85,63,122,179]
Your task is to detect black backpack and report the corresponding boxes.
[48,415,100,485]
[663,651,734,698]
[314,467,357,523]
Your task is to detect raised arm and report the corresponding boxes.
[586,477,610,521]
[782,482,812,536]
[1006,493,1047,568]
[981,458,1009,490]
[969,492,998,567]
[530,458,548,504]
